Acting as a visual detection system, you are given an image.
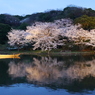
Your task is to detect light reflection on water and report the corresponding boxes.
[0,54,95,95]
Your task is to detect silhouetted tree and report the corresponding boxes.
[0,23,11,44]
[63,6,84,19]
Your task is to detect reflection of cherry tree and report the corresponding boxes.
[8,57,95,85]
[66,60,95,80]
[8,57,64,83]
[26,57,64,82]
[8,61,30,78]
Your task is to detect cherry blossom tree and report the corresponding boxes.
[7,29,29,49]
[7,18,95,51]
[25,22,65,51]
[63,24,95,48]
[7,19,73,51]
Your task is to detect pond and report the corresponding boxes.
[0,54,95,95]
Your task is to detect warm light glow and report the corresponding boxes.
[0,54,20,59]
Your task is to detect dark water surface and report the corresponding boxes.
[0,54,95,95]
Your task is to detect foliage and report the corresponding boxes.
[0,14,20,27]
[0,14,5,23]
[38,13,53,22]
[74,15,95,30]
[63,6,95,19]
[17,23,28,30]
[83,8,95,17]
[18,6,95,30]
[63,6,84,19]
[14,15,26,20]
[0,23,11,44]
[1,6,95,29]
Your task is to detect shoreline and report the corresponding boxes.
[0,50,95,56]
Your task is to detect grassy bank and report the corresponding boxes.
[0,44,95,56]
[0,49,95,57]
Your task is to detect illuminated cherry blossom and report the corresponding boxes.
[7,29,29,48]
[7,19,95,51]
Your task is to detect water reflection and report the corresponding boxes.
[0,55,95,93]
[7,55,95,92]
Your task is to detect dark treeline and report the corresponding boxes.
[1,5,95,44]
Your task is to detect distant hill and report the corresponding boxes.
[20,6,95,24]
[0,5,95,28]
[1,5,95,44]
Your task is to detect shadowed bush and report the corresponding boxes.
[74,15,95,30]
